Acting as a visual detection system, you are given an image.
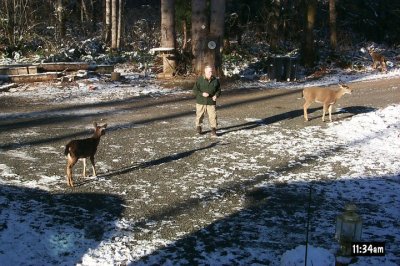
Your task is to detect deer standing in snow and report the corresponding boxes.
[64,122,107,187]
[302,84,352,122]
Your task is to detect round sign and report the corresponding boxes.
[208,41,216,49]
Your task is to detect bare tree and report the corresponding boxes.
[302,0,317,67]
[90,0,96,32]
[111,0,117,49]
[111,0,125,50]
[191,0,226,75]
[160,0,176,77]
[0,0,31,47]
[81,0,89,23]
[182,20,187,50]
[191,0,208,74]
[329,0,337,50]
[268,0,281,51]
[207,0,226,76]
[117,0,124,48]
[104,0,111,43]
[80,0,96,34]
[55,0,66,40]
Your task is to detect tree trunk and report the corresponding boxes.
[111,0,117,49]
[160,0,176,77]
[80,0,88,34]
[269,0,281,51]
[182,19,187,50]
[117,0,124,48]
[81,0,89,23]
[208,0,226,77]
[55,0,66,40]
[90,0,97,33]
[302,0,317,67]
[191,0,208,74]
[3,0,14,46]
[104,0,111,44]
[329,0,337,50]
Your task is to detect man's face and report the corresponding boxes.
[204,67,213,80]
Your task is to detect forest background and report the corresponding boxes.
[0,0,399,77]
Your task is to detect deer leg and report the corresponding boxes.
[382,60,387,72]
[322,104,328,122]
[328,105,333,122]
[90,155,97,177]
[303,102,311,122]
[82,158,87,177]
[373,61,378,69]
[66,155,78,187]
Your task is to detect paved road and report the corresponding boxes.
[0,76,399,264]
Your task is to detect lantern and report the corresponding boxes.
[335,203,363,256]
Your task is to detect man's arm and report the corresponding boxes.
[192,79,200,96]
[213,79,221,101]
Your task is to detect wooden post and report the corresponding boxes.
[150,47,175,79]
[111,72,121,81]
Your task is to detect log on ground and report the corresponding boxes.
[0,72,62,83]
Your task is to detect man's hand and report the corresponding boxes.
[202,92,209,97]
[212,95,217,101]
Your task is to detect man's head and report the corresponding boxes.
[204,65,213,80]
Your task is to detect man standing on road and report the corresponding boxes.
[193,65,221,137]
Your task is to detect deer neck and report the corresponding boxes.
[91,134,102,143]
[336,89,347,99]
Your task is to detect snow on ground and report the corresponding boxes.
[240,67,400,91]
[0,68,399,265]
[0,75,187,105]
[1,63,400,106]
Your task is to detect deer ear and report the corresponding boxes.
[93,122,98,127]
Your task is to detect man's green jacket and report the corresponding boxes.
[193,76,221,105]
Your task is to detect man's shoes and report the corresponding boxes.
[211,128,218,137]
[196,126,202,134]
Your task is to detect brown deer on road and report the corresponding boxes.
[64,122,107,187]
[367,47,387,72]
[302,84,352,122]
